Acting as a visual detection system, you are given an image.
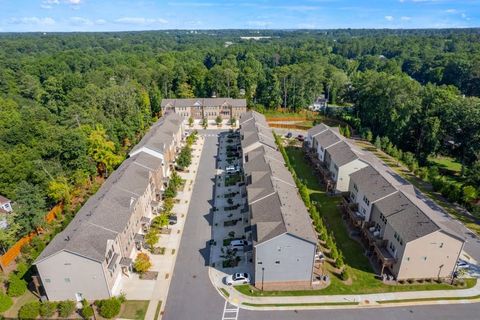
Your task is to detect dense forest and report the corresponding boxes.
[0,29,479,251]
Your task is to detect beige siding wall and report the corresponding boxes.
[394,230,462,280]
[37,251,110,301]
[334,160,369,192]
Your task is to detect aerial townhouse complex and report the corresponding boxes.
[239,111,317,290]
[307,124,465,280]
[34,113,184,301]
[162,98,247,122]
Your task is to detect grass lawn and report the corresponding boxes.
[242,301,359,307]
[377,294,480,304]
[235,145,477,297]
[429,156,462,174]
[119,300,149,320]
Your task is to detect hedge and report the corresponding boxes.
[96,297,121,319]
[7,274,27,297]
[0,293,13,313]
[18,301,40,320]
[58,300,76,318]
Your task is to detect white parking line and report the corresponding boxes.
[222,300,239,320]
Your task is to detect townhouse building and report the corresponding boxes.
[34,113,184,301]
[0,195,12,214]
[239,111,317,290]
[162,98,247,121]
[307,123,465,280]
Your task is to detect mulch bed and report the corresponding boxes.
[140,271,159,280]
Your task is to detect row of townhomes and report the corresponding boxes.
[306,124,465,280]
[161,98,247,121]
[34,113,185,301]
[0,195,13,229]
[239,111,318,290]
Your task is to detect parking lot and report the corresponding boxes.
[210,130,254,285]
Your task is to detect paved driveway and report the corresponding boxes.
[163,130,226,320]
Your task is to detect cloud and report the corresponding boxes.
[95,19,107,25]
[400,16,412,21]
[69,16,93,25]
[10,17,56,25]
[445,9,458,13]
[41,0,81,9]
[114,17,168,25]
[384,15,394,21]
[67,0,82,4]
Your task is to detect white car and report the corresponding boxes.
[229,239,249,250]
[457,260,469,269]
[225,165,236,173]
[225,273,251,286]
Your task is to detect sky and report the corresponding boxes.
[0,0,479,32]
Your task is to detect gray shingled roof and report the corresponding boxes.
[374,192,440,242]
[307,124,329,137]
[129,113,182,156]
[35,150,163,264]
[314,129,342,149]
[243,113,317,246]
[349,166,397,202]
[326,141,359,167]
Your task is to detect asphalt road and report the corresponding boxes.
[163,130,225,320]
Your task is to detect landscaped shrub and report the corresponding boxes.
[7,274,27,297]
[39,301,57,318]
[18,301,40,320]
[15,262,30,278]
[0,293,13,313]
[58,300,76,318]
[340,269,349,281]
[96,297,121,319]
[133,252,152,274]
[81,299,94,319]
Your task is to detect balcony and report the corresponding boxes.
[362,226,383,247]
[341,196,363,228]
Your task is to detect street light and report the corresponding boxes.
[261,267,265,291]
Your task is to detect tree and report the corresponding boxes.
[151,214,169,230]
[96,297,121,319]
[176,146,192,170]
[58,300,76,318]
[202,117,208,129]
[133,252,152,274]
[18,301,40,320]
[81,299,94,319]
[48,176,72,204]
[7,274,27,297]
[188,116,194,127]
[463,186,478,204]
[0,293,13,313]
[87,125,123,177]
[230,117,237,127]
[13,181,47,235]
[39,301,57,318]
[145,229,159,248]
[374,136,382,149]
[344,125,351,138]
[215,115,222,127]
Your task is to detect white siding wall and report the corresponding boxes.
[36,251,110,301]
[334,160,369,192]
[254,234,315,284]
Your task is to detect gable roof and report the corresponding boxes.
[35,146,163,264]
[350,166,398,202]
[314,129,342,149]
[374,191,440,243]
[307,124,329,138]
[326,141,360,167]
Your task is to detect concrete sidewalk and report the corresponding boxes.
[209,268,480,310]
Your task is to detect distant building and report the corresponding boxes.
[34,113,185,301]
[0,195,13,214]
[161,98,247,122]
[308,95,328,112]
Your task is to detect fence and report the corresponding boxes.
[267,122,312,131]
[0,204,62,271]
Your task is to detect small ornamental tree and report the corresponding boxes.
[7,274,27,297]
[81,299,94,319]
[133,252,152,274]
[374,136,382,149]
[188,116,194,127]
[40,301,57,318]
[18,301,40,320]
[230,117,237,127]
[96,297,121,319]
[58,300,76,318]
[145,229,159,248]
[202,117,208,129]
[0,292,13,313]
[215,115,222,126]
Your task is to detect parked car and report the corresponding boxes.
[457,260,469,269]
[226,165,240,174]
[225,273,251,286]
[229,239,249,250]
[296,134,305,141]
[285,132,293,138]
[169,215,178,225]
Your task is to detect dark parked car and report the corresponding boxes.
[297,134,305,141]
[169,215,178,225]
[285,132,293,138]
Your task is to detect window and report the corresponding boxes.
[64,278,71,283]
[423,256,427,261]
[406,257,410,261]
[257,261,263,265]
[379,213,387,224]
[353,183,358,192]
[362,196,370,206]
[275,261,280,264]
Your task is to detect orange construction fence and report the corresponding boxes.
[267,123,311,131]
[266,116,309,122]
[0,204,62,271]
